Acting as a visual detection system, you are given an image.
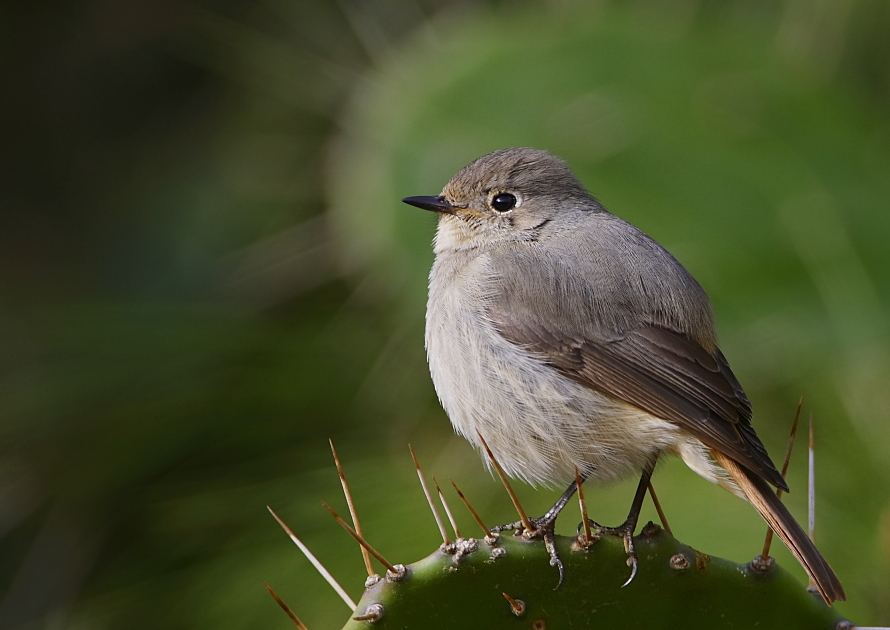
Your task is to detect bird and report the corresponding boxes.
[402,147,845,603]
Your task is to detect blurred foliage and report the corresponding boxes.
[1,0,889,629]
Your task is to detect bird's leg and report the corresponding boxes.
[489,457,659,588]
[587,457,658,587]
[490,476,585,587]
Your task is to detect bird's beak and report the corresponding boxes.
[401,195,456,214]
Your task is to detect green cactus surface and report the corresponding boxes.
[341,523,850,630]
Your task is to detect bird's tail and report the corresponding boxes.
[712,451,846,604]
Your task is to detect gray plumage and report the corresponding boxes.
[407,147,844,603]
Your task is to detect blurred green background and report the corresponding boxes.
[2,0,889,628]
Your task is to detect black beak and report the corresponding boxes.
[401,195,455,214]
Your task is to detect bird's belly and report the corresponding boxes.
[425,294,682,488]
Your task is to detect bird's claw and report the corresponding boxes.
[586,518,639,588]
[541,526,565,588]
[492,514,640,590]
[490,516,565,588]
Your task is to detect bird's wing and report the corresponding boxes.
[488,304,787,490]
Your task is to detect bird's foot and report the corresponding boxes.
[585,518,639,587]
[490,515,566,588]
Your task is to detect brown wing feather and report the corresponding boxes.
[491,309,787,490]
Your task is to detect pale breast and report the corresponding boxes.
[425,251,684,488]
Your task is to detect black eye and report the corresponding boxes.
[490,193,517,212]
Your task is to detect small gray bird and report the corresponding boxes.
[403,147,844,603]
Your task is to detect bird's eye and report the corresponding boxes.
[490,193,517,212]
